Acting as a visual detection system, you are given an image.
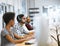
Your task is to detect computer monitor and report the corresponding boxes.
[37,16,49,46]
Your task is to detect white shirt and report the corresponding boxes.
[12,23,30,36]
[23,24,30,33]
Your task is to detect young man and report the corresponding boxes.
[1,12,26,46]
[12,14,34,40]
[25,16,33,30]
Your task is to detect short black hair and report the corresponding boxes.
[3,12,15,25]
[17,14,24,22]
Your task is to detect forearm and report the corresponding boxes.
[14,33,25,39]
[23,34,34,41]
[6,35,25,44]
[13,39,25,44]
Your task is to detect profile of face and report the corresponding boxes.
[21,16,26,24]
[26,16,31,23]
[10,17,15,27]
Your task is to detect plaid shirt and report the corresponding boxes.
[12,23,29,36]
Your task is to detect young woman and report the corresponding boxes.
[1,12,26,46]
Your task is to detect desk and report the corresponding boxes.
[16,39,37,46]
[16,42,33,46]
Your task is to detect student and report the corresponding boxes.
[12,14,34,40]
[1,12,26,46]
[25,16,33,30]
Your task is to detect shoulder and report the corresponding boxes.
[13,23,19,28]
[1,28,7,33]
[1,28,9,36]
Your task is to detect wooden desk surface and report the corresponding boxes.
[16,41,35,46]
[16,39,37,46]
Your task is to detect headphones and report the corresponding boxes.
[17,16,22,22]
[17,14,24,22]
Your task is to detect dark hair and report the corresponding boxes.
[3,12,15,25]
[17,14,24,22]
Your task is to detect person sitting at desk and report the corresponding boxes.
[25,16,33,30]
[1,12,26,46]
[12,14,34,40]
